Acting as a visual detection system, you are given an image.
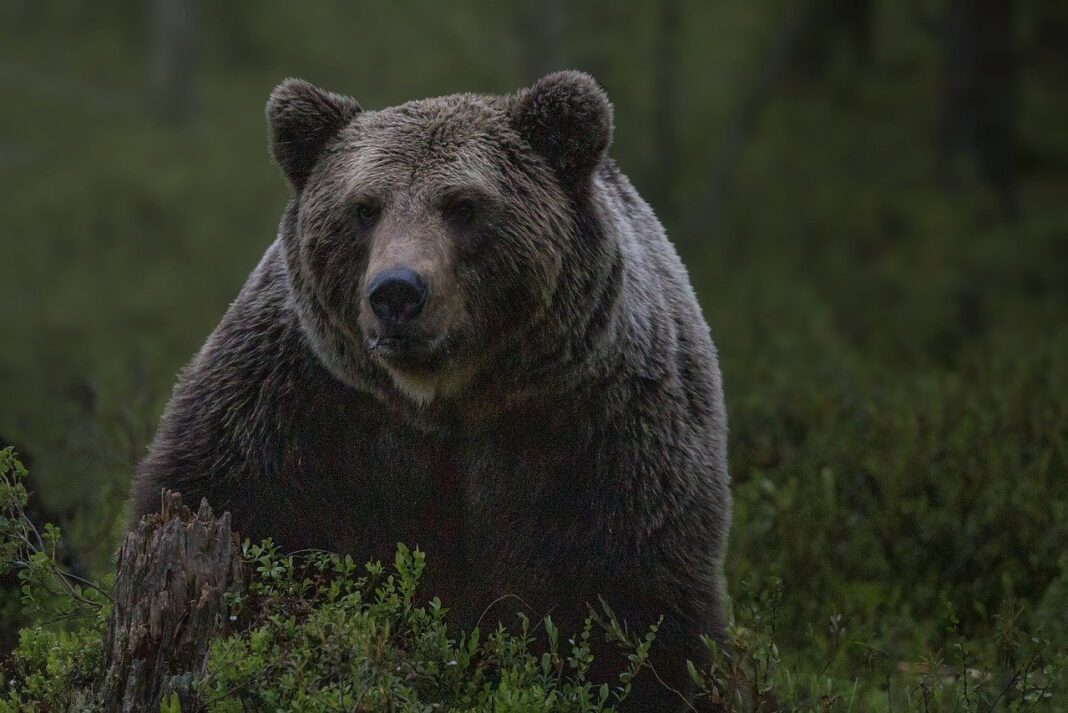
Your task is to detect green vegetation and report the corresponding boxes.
[2,448,1065,710]
[2,1,1067,710]
[200,543,656,711]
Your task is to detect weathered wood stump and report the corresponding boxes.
[102,490,244,712]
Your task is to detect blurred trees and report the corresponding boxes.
[516,0,565,82]
[150,0,196,123]
[939,0,1020,219]
[650,0,681,216]
[796,0,874,72]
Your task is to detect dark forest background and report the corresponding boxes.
[1,0,1067,708]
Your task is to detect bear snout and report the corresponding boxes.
[363,268,443,371]
[367,268,429,326]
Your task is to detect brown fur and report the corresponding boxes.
[131,72,731,710]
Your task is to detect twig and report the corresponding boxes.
[474,592,542,631]
[646,659,700,713]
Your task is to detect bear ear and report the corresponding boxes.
[266,78,362,189]
[511,70,614,192]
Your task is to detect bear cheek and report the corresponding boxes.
[300,228,367,327]
[456,258,532,337]
[501,225,564,316]
[432,276,471,341]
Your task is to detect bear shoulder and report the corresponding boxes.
[130,241,320,521]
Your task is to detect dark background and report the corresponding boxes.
[2,0,1067,704]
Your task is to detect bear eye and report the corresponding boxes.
[353,200,381,229]
[442,196,479,228]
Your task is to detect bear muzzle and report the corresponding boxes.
[365,267,446,370]
[367,268,428,326]
[367,330,438,367]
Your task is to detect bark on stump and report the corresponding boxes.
[102,490,243,712]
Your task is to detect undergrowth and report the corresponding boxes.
[2,447,1065,711]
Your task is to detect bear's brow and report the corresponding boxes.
[339,103,504,197]
[428,182,499,206]
[408,118,496,181]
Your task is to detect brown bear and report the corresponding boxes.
[131,71,731,710]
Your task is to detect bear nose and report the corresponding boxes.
[367,268,428,325]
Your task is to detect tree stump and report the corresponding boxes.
[102,490,244,712]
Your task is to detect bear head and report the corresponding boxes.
[267,72,616,424]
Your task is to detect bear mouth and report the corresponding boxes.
[367,332,444,372]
